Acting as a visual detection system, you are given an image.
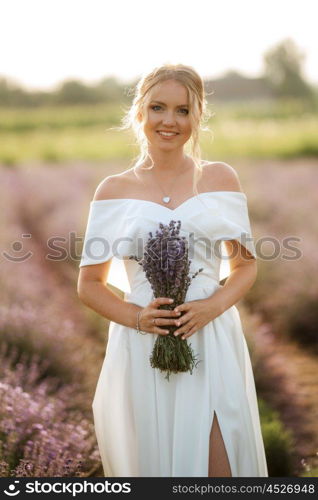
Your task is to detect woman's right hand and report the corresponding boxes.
[138,297,182,335]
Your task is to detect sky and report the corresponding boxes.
[1,0,317,90]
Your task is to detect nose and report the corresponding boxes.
[162,111,177,126]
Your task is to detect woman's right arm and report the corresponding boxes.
[77,260,143,329]
[77,261,180,332]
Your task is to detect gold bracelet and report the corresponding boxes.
[136,311,147,335]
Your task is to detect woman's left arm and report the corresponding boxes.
[173,240,257,339]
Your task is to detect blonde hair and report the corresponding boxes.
[112,63,214,195]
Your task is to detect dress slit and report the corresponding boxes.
[208,409,233,477]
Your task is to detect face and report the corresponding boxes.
[138,79,192,149]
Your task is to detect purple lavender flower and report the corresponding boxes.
[130,220,203,380]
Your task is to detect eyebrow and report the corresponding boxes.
[150,100,189,107]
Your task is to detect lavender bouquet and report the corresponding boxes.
[129,220,203,381]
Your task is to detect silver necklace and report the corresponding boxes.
[152,172,180,204]
[150,159,189,204]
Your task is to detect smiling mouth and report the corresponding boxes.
[157,131,179,137]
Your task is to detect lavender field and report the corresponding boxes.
[1,157,317,477]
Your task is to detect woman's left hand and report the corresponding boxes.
[172,298,223,339]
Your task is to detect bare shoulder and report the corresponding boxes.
[93,169,135,201]
[201,161,244,192]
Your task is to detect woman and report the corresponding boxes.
[77,64,268,477]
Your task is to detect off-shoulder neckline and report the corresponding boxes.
[90,191,247,213]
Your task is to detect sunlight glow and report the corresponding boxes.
[1,0,317,90]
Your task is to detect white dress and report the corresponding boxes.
[79,191,268,477]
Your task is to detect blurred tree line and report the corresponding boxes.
[0,38,316,108]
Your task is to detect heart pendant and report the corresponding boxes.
[162,196,170,203]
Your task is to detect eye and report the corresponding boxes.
[150,105,188,114]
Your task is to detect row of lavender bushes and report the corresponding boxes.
[0,342,100,476]
[0,165,106,476]
[240,159,318,352]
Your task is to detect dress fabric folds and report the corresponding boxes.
[79,191,268,477]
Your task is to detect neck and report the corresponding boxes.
[144,148,188,173]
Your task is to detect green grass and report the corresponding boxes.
[204,116,318,159]
[0,103,124,132]
[0,100,317,164]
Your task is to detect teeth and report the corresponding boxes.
[158,131,177,136]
